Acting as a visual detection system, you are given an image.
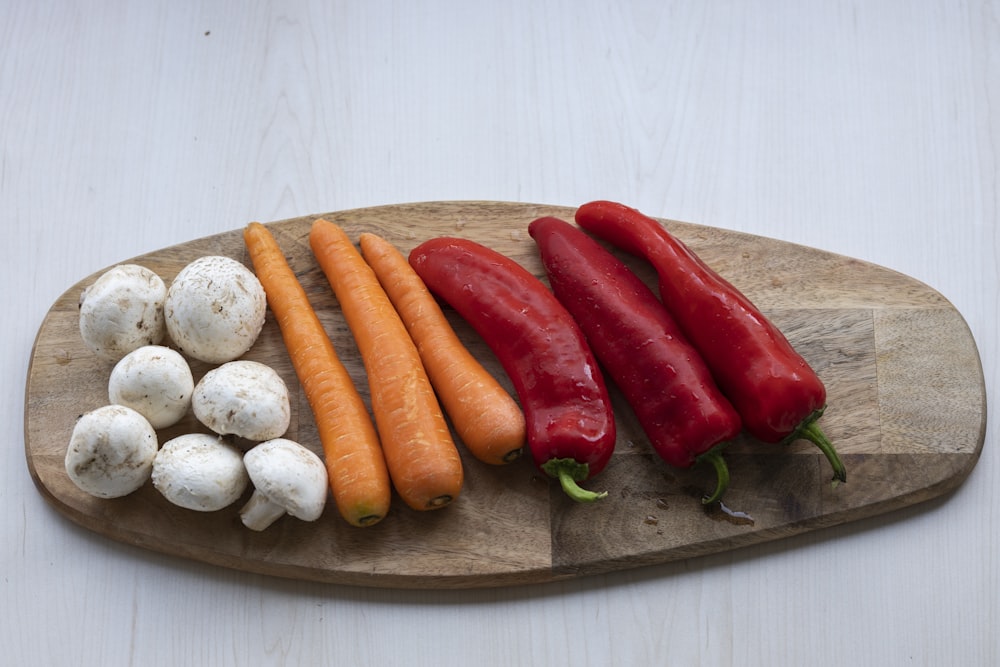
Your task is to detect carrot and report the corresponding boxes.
[309,219,464,511]
[243,222,391,527]
[358,232,526,465]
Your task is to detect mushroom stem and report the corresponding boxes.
[239,489,287,531]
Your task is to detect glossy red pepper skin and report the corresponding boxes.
[575,200,846,483]
[529,217,741,501]
[408,237,617,502]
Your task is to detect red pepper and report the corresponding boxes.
[409,237,617,502]
[575,200,846,483]
[529,217,741,503]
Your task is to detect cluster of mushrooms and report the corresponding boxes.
[66,256,328,531]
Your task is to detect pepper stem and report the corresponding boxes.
[788,411,847,485]
[541,458,607,503]
[696,449,731,504]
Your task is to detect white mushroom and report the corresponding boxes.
[240,438,329,531]
[164,255,266,363]
[64,405,158,498]
[192,360,290,441]
[79,264,167,361]
[151,433,248,511]
[108,345,194,429]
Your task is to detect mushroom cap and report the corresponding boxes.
[64,405,158,498]
[192,360,290,441]
[164,255,266,364]
[79,264,167,361]
[151,433,248,511]
[243,438,328,521]
[108,345,194,429]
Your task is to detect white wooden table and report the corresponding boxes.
[4,2,996,664]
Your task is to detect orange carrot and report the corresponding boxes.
[309,219,464,511]
[243,222,391,527]
[358,232,526,465]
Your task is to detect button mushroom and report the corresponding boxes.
[151,433,249,511]
[64,404,158,498]
[79,264,167,361]
[108,345,194,429]
[192,360,290,442]
[240,438,329,531]
[164,255,266,364]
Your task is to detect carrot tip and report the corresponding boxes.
[501,448,524,463]
[426,494,454,509]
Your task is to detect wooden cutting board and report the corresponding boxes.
[24,201,987,589]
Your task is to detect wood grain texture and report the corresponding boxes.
[24,201,986,589]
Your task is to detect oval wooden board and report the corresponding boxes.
[25,201,987,589]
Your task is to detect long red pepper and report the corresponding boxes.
[409,237,617,502]
[529,217,741,502]
[575,200,846,483]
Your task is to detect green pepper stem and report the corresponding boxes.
[540,457,607,503]
[696,449,731,504]
[796,418,847,485]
